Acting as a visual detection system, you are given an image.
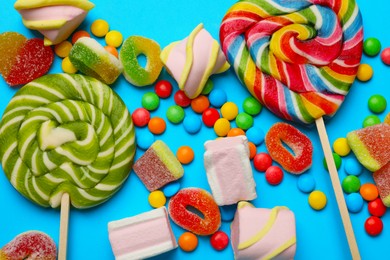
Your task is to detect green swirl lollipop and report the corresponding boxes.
[0,73,136,209]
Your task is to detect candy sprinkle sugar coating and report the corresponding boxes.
[0,74,136,209]
[220,0,363,124]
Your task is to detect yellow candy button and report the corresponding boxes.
[105,30,123,47]
[214,118,231,137]
[356,63,373,82]
[148,190,166,208]
[333,137,351,157]
[91,19,109,37]
[308,190,327,210]
[62,57,77,74]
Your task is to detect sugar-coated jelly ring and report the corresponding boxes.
[120,36,163,87]
[265,122,312,174]
[168,188,221,235]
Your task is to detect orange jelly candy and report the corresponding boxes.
[265,122,313,174]
[0,32,27,77]
[168,188,221,235]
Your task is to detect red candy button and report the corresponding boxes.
[174,90,191,107]
[364,216,383,236]
[265,166,283,185]
[155,80,173,98]
[210,231,229,251]
[253,153,272,172]
[132,108,150,127]
[202,108,220,127]
[368,198,387,217]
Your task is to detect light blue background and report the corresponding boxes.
[0,0,389,259]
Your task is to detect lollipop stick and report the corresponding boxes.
[315,117,360,260]
[58,193,70,260]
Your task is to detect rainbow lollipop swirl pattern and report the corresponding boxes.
[220,0,363,124]
[0,74,135,209]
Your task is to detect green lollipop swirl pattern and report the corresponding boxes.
[0,74,136,209]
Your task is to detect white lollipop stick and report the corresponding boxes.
[58,193,70,260]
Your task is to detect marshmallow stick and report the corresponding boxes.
[316,117,360,260]
[58,193,70,260]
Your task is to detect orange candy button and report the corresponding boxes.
[177,146,195,164]
[360,183,379,201]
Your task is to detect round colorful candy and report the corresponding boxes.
[178,232,198,252]
[344,158,363,176]
[201,79,214,95]
[356,63,373,82]
[368,94,387,114]
[54,41,72,58]
[364,216,383,236]
[191,95,210,113]
[345,193,364,213]
[308,190,327,210]
[265,166,283,185]
[363,37,381,56]
[227,128,245,137]
[368,198,387,217]
[174,90,192,107]
[166,105,185,124]
[360,183,378,201]
[202,108,220,127]
[104,45,118,58]
[248,142,256,160]
[242,96,262,116]
[183,114,202,134]
[245,126,265,146]
[297,174,316,193]
[136,129,155,150]
[323,152,342,170]
[132,107,151,127]
[342,175,361,194]
[148,117,166,135]
[210,231,229,251]
[381,47,390,65]
[333,137,350,156]
[105,30,123,47]
[155,80,173,98]
[235,112,253,130]
[220,204,237,222]
[148,190,166,208]
[177,146,195,164]
[363,115,381,127]
[71,30,90,44]
[142,92,160,111]
[214,118,231,137]
[209,89,227,108]
[253,153,272,172]
[221,101,239,121]
[91,19,110,37]
[61,56,77,74]
[162,182,181,197]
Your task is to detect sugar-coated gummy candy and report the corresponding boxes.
[105,30,123,47]
[265,165,283,185]
[342,175,361,194]
[214,118,231,137]
[347,123,390,172]
[297,174,316,193]
[363,37,381,56]
[365,216,383,236]
[148,117,166,135]
[220,204,237,222]
[221,101,239,121]
[0,32,27,77]
[245,126,265,146]
[132,108,151,127]
[381,47,390,65]
[174,90,192,107]
[368,94,387,114]
[346,193,364,213]
[133,140,184,191]
[5,38,54,86]
[120,36,163,87]
[373,162,390,207]
[142,92,160,111]
[356,63,373,82]
[91,19,109,37]
[265,122,313,174]
[209,89,227,108]
[162,182,181,197]
[235,112,253,130]
[308,190,327,210]
[202,108,220,127]
[333,137,350,157]
[166,105,185,124]
[344,158,363,176]
[323,152,342,170]
[210,231,229,251]
[183,114,202,134]
[54,40,72,58]
[168,188,221,235]
[360,183,379,201]
[61,56,77,74]
[155,80,173,98]
[0,231,57,260]
[253,153,272,172]
[191,95,210,113]
[136,129,155,150]
[148,190,167,208]
[242,96,262,116]
[176,146,195,164]
[69,37,122,84]
[178,232,198,252]
[368,198,387,217]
